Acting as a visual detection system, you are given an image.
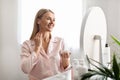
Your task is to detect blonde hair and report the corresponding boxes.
[30,8,54,40]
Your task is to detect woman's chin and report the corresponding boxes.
[46,28,53,32]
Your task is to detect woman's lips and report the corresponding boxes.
[48,24,54,28]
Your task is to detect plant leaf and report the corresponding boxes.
[102,66,114,78]
[89,57,103,65]
[81,72,97,80]
[111,35,120,46]
[88,58,108,74]
[88,69,107,76]
[86,55,90,64]
[112,54,119,80]
[86,56,112,76]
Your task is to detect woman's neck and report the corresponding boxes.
[40,31,51,42]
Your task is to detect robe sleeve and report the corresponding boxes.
[20,40,39,74]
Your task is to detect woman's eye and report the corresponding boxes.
[46,17,50,20]
[53,19,55,22]
[46,17,55,22]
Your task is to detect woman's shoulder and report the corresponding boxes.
[22,40,31,44]
[22,40,34,46]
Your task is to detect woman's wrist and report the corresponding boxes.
[63,65,69,69]
[34,46,41,55]
[62,59,70,69]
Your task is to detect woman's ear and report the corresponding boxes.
[37,19,41,24]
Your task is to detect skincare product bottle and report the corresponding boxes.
[103,43,110,67]
[72,59,88,80]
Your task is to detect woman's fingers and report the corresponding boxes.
[60,51,70,58]
[34,33,42,54]
[34,32,43,54]
[34,32,43,46]
[60,51,70,69]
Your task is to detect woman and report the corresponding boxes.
[21,8,71,80]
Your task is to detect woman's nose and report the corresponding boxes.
[50,19,55,24]
[50,20,53,24]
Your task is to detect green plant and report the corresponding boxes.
[81,35,120,80]
[111,35,120,46]
[81,54,120,80]
[111,35,120,71]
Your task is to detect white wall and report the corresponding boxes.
[20,0,82,49]
[0,0,27,80]
[107,0,120,59]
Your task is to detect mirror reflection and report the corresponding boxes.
[80,7,107,69]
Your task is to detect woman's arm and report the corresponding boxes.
[20,41,39,74]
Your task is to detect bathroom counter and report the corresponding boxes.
[43,69,72,80]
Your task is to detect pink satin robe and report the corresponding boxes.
[21,37,69,80]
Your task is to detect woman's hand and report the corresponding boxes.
[60,51,71,69]
[34,32,42,55]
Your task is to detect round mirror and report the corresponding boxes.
[80,7,107,67]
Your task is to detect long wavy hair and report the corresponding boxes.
[30,8,54,40]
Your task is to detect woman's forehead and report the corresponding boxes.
[42,12,55,17]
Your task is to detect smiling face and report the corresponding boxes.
[37,12,55,32]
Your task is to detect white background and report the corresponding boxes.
[20,0,82,49]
